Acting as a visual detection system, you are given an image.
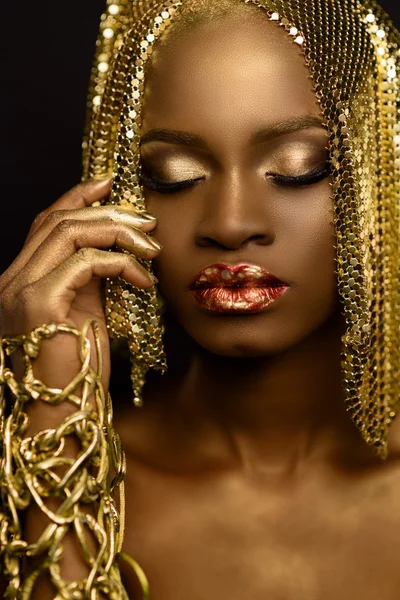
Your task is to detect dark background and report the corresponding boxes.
[2,1,400,274]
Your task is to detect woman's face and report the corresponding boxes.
[141,12,337,357]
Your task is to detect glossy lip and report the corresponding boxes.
[189,263,289,314]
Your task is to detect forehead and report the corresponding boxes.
[142,13,321,137]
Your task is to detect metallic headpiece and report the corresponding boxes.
[83,0,400,459]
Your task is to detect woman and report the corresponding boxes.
[1,0,399,598]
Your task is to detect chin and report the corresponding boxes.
[164,292,340,361]
[176,302,342,359]
[183,317,306,358]
[205,344,285,358]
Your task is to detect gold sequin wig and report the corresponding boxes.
[83,0,400,459]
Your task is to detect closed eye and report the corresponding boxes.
[140,173,204,194]
[140,162,331,194]
[268,162,331,187]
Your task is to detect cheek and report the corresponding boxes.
[146,202,194,296]
[260,184,338,335]
[279,185,338,316]
[148,204,193,259]
[277,183,335,269]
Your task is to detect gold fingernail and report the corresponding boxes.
[136,210,156,220]
[137,213,157,222]
[147,237,162,250]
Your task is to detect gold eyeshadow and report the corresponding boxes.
[258,141,329,177]
[141,151,209,182]
[141,139,329,182]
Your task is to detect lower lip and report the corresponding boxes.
[193,286,288,313]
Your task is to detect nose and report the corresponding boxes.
[194,171,275,250]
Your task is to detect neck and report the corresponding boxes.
[161,313,371,473]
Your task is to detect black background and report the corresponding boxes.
[2,1,400,274]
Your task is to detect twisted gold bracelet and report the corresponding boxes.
[0,319,149,599]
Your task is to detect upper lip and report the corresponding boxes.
[189,263,288,290]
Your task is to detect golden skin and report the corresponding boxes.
[113,11,400,600]
[141,17,336,358]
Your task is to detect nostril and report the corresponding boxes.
[196,232,273,250]
[248,234,269,244]
[197,236,227,249]
[194,204,275,249]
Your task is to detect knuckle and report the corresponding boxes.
[45,210,63,227]
[18,283,36,303]
[75,247,94,262]
[54,219,74,235]
[103,209,117,223]
[32,210,48,228]
[12,284,37,316]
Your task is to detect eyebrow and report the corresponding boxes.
[250,116,327,144]
[140,116,327,149]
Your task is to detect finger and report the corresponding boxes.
[12,219,162,289]
[19,248,156,326]
[26,178,113,241]
[1,207,157,291]
[25,205,157,261]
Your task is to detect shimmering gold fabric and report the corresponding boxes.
[83,0,400,459]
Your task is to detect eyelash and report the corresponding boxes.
[141,175,204,194]
[140,163,331,195]
[269,163,331,187]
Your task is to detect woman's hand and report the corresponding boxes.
[0,179,161,596]
[0,178,160,397]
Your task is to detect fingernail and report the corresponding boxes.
[136,209,156,219]
[147,237,163,250]
[149,273,158,284]
[137,213,157,222]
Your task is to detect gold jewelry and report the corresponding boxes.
[83,0,400,458]
[0,319,149,598]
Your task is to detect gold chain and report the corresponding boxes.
[0,319,149,599]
